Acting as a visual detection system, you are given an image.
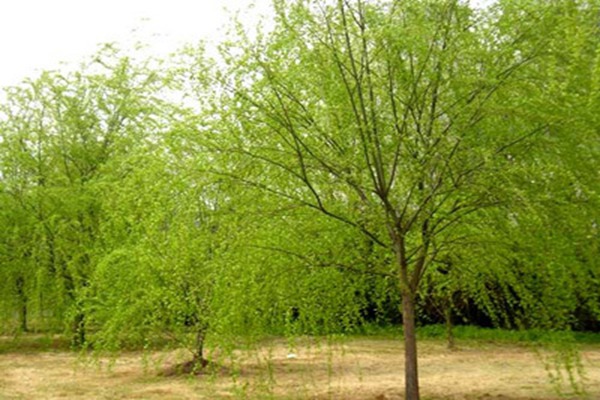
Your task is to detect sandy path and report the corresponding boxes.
[0,338,598,399]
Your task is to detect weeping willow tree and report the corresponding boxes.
[0,42,376,373]
[204,0,600,398]
[418,0,600,346]
[0,46,174,343]
[82,63,372,370]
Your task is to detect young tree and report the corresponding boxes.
[208,0,599,397]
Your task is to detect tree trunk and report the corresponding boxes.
[161,328,210,376]
[402,293,420,400]
[445,302,455,350]
[20,301,28,333]
[194,330,205,363]
[16,276,28,332]
[72,312,86,347]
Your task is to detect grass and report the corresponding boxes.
[356,323,600,346]
[3,324,598,353]
[0,333,71,354]
[416,324,600,346]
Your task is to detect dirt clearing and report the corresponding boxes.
[0,337,598,399]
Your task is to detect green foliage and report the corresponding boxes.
[0,46,175,339]
[0,1,598,398]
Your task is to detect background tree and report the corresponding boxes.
[0,46,172,343]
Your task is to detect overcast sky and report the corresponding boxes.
[0,0,494,89]
[0,0,271,88]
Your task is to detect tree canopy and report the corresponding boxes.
[0,1,598,398]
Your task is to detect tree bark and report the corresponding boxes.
[194,330,205,363]
[16,276,28,332]
[391,228,421,399]
[402,293,420,400]
[72,312,86,347]
[445,303,455,350]
[20,301,28,333]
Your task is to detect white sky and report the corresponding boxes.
[0,0,271,88]
[0,0,494,89]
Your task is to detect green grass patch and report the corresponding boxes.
[416,324,600,345]
[0,334,71,354]
[2,325,598,354]
[356,323,600,345]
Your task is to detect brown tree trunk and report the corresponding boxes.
[402,293,420,400]
[20,301,28,333]
[72,312,86,347]
[192,328,211,370]
[391,228,421,399]
[194,330,205,363]
[16,276,28,332]
[445,303,455,350]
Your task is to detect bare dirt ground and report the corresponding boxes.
[0,337,598,399]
